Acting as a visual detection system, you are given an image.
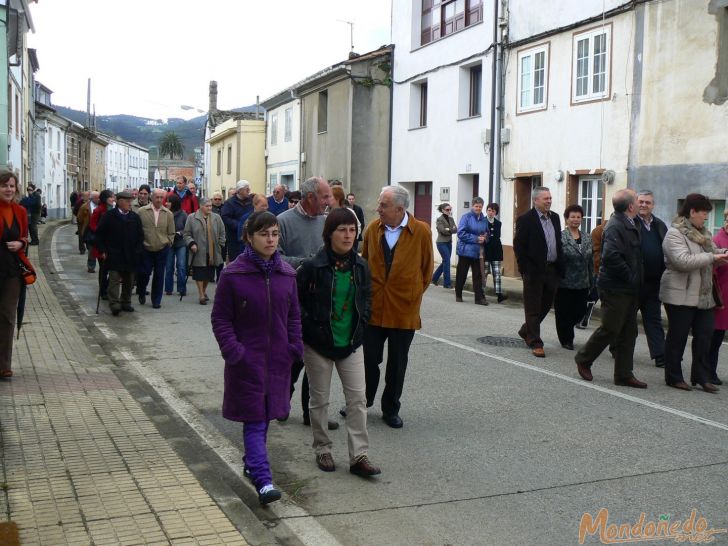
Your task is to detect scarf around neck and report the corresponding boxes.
[243,244,279,276]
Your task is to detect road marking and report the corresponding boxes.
[417,332,728,433]
[50,224,66,273]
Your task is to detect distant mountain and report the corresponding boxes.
[54,105,262,160]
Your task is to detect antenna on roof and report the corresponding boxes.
[337,20,354,53]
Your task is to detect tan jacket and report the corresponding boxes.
[77,202,91,236]
[361,212,433,330]
[660,218,718,309]
[137,204,175,252]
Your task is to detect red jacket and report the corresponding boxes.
[90,203,109,260]
[166,190,199,215]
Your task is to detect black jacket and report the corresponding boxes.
[296,247,372,360]
[514,208,564,277]
[350,204,365,241]
[94,208,144,272]
[597,212,642,293]
[484,218,504,261]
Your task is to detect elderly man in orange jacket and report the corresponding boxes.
[361,185,433,428]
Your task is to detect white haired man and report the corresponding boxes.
[221,180,253,261]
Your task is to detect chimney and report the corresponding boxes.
[209,81,218,113]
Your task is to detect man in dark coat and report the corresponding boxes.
[95,191,144,316]
[636,190,668,368]
[513,187,564,357]
[346,192,366,251]
[20,185,41,246]
[221,180,253,261]
[575,189,647,388]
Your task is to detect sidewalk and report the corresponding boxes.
[0,241,247,544]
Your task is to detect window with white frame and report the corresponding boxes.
[572,25,611,103]
[517,44,548,113]
[578,176,604,233]
[270,113,278,146]
[284,108,293,142]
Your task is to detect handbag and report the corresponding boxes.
[16,252,36,286]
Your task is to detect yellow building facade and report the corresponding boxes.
[206,118,265,197]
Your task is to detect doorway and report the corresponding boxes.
[414,182,432,224]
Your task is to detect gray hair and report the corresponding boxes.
[532,186,551,202]
[380,185,410,209]
[236,180,250,191]
[637,190,654,198]
[613,189,637,213]
[300,176,325,198]
[472,196,485,206]
[199,197,212,206]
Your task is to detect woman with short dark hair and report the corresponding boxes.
[661,194,728,393]
[296,208,380,477]
[554,204,592,350]
[211,211,303,505]
[484,202,507,302]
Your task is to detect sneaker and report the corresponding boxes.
[258,484,281,505]
[350,455,381,477]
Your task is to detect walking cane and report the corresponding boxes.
[95,259,106,314]
[180,249,194,301]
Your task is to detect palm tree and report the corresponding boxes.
[159,131,185,159]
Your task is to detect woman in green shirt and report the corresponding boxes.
[296,208,381,478]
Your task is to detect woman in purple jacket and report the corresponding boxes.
[211,211,303,505]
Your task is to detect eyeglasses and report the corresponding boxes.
[290,199,300,204]
[444,208,452,212]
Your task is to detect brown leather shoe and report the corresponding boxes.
[700,383,719,394]
[350,455,381,477]
[615,377,647,389]
[576,362,593,381]
[669,381,692,391]
[532,347,545,358]
[316,453,336,472]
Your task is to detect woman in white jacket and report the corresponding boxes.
[660,194,728,393]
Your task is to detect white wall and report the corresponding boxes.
[266,98,300,192]
[128,146,148,190]
[391,0,495,255]
[8,68,23,184]
[500,11,635,246]
[43,120,67,218]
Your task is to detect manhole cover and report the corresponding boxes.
[477,336,527,348]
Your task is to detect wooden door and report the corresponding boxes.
[414,182,433,224]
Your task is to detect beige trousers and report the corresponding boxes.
[304,344,369,463]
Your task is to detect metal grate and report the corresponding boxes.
[477,336,528,348]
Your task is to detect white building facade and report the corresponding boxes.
[33,114,67,218]
[261,89,300,193]
[8,64,24,184]
[390,0,492,254]
[128,143,149,190]
[105,138,128,192]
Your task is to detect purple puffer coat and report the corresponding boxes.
[211,251,303,422]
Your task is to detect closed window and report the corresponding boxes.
[421,0,482,46]
[469,65,482,117]
[226,145,232,174]
[410,81,428,128]
[578,177,604,233]
[318,91,328,133]
[270,113,278,146]
[216,149,222,175]
[572,25,611,103]
[284,107,293,142]
[518,44,549,113]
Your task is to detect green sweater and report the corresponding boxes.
[331,269,355,347]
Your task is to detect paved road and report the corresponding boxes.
[51,223,728,546]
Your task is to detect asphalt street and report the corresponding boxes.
[50,223,728,546]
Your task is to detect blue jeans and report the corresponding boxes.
[165,245,187,294]
[432,242,452,287]
[137,246,170,307]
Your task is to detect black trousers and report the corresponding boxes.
[289,360,310,416]
[575,290,639,382]
[554,287,588,345]
[455,256,484,301]
[519,265,559,348]
[708,329,725,382]
[639,281,665,360]
[364,326,415,417]
[664,304,714,385]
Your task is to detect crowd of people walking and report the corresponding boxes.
[3,169,727,510]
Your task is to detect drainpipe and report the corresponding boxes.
[487,0,499,204]
[0,7,8,166]
[495,2,505,207]
[387,45,395,184]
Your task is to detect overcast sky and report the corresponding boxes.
[28,0,392,121]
